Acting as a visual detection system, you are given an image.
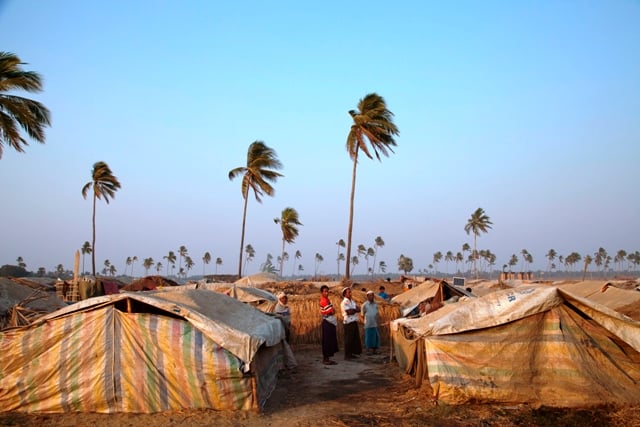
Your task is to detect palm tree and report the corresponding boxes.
[278,252,289,275]
[372,236,385,277]
[508,254,518,272]
[336,239,345,277]
[444,251,454,275]
[131,255,138,277]
[178,245,188,272]
[81,161,121,276]
[16,256,26,269]
[314,253,324,278]
[0,52,51,158]
[546,249,557,274]
[155,262,163,274]
[215,257,223,274]
[229,141,283,278]
[365,247,375,277]
[345,93,399,279]
[337,253,345,277]
[520,249,530,272]
[464,208,493,279]
[614,250,627,273]
[292,250,302,277]
[378,261,387,275]
[455,252,463,275]
[143,257,154,275]
[103,259,111,277]
[582,255,593,280]
[202,251,212,276]
[244,244,255,275]
[461,243,470,275]
[185,256,194,278]
[274,207,303,278]
[164,251,176,276]
[433,251,443,275]
[81,241,92,275]
[397,255,413,275]
[126,257,132,276]
[350,256,359,275]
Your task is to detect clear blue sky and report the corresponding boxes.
[1,1,639,277]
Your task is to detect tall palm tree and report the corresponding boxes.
[345,93,399,279]
[372,236,385,277]
[81,241,92,275]
[314,253,324,278]
[178,245,188,272]
[215,257,223,274]
[464,207,493,279]
[461,243,471,275]
[244,244,255,275]
[81,161,121,276]
[229,141,283,278]
[336,239,345,277]
[0,52,51,158]
[274,207,303,277]
[508,254,518,272]
[202,251,211,276]
[143,257,154,275]
[444,251,454,275]
[433,251,443,275]
[185,256,194,278]
[546,249,557,274]
[337,253,345,276]
[292,250,302,277]
[365,247,375,277]
[164,251,176,276]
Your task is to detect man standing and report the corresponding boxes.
[275,292,291,342]
[319,285,338,365]
[362,290,380,354]
[340,287,362,360]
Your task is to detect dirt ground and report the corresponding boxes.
[1,344,639,427]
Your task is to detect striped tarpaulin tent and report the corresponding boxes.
[0,290,285,413]
[391,286,640,407]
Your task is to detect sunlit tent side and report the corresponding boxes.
[391,286,640,407]
[0,289,286,413]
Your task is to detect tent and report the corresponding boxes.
[391,279,473,317]
[234,272,278,287]
[557,280,640,320]
[0,289,286,413]
[391,285,640,407]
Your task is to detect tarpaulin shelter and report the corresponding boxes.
[391,285,640,407]
[234,272,278,287]
[0,289,286,413]
[557,280,640,320]
[391,279,473,317]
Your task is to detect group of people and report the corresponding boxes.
[274,284,386,366]
[319,285,382,365]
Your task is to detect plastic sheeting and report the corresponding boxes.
[1,290,286,413]
[38,289,285,368]
[391,286,640,407]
